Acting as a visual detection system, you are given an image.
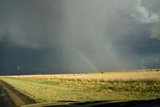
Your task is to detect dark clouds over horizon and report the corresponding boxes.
[0,0,160,74]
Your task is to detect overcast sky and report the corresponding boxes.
[0,0,160,74]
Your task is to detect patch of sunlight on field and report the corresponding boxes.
[18,69,160,81]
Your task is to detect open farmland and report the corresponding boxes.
[17,69,160,81]
[0,70,160,106]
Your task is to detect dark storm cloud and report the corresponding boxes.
[0,0,160,74]
[0,0,63,49]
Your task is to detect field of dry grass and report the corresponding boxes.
[17,69,160,81]
[1,69,160,105]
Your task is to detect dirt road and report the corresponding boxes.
[0,80,36,107]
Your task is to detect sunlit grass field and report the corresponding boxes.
[1,69,160,104]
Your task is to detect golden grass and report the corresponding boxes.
[1,69,160,103]
[17,69,160,81]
